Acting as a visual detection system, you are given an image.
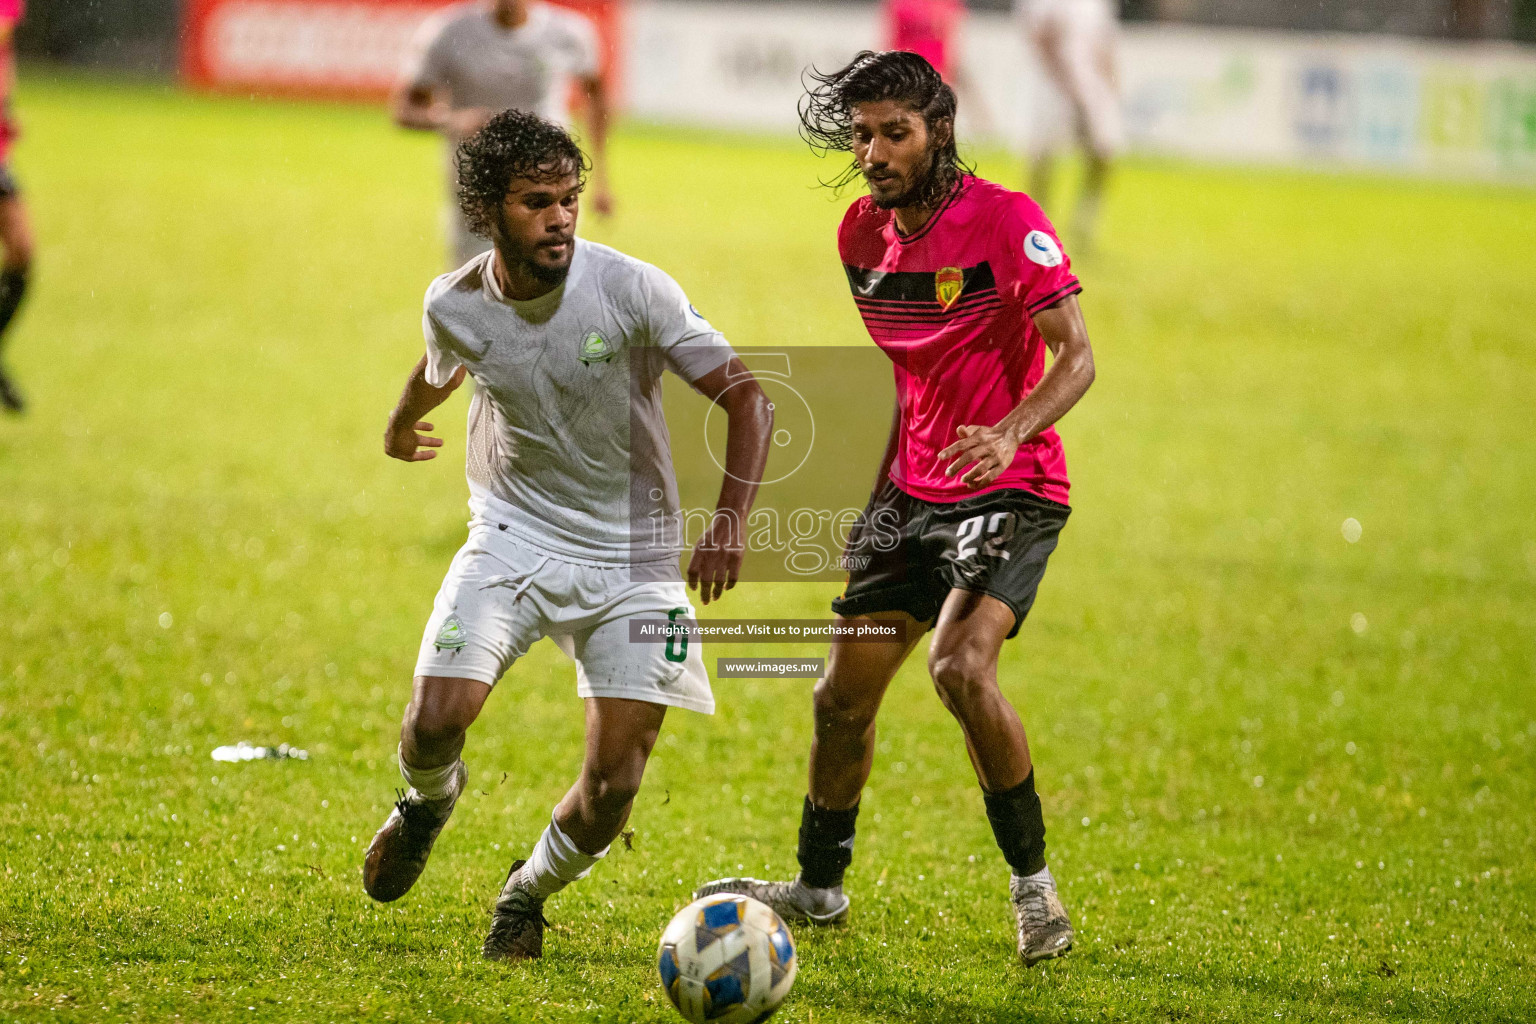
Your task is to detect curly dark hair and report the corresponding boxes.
[455,109,591,239]
[799,49,972,209]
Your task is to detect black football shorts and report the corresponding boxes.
[830,478,1070,639]
[0,164,17,200]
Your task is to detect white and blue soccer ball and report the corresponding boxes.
[657,893,797,1023]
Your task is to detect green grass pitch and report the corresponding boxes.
[2,76,1534,1022]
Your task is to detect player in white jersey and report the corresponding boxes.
[362,110,773,961]
[394,0,613,266]
[1017,0,1123,248]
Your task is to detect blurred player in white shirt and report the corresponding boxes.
[394,0,613,266]
[1017,0,1123,249]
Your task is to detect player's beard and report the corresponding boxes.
[868,150,939,211]
[522,249,572,287]
[491,211,573,287]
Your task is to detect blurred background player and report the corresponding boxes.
[1018,0,1123,250]
[884,0,996,139]
[393,0,613,268]
[883,0,964,80]
[0,0,31,413]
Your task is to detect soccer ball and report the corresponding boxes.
[657,893,797,1023]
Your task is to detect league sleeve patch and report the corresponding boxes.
[1025,230,1064,268]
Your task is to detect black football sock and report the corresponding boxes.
[0,267,27,349]
[796,795,859,889]
[984,770,1048,877]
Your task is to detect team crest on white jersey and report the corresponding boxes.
[579,330,615,365]
[434,614,468,652]
[1025,231,1064,268]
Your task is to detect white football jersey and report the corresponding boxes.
[422,240,733,570]
[402,0,600,122]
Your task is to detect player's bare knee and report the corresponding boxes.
[927,650,997,715]
[403,707,468,755]
[403,691,478,752]
[812,676,877,739]
[582,763,643,818]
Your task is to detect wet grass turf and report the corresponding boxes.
[1,77,1534,1022]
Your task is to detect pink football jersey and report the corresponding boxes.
[838,176,1082,506]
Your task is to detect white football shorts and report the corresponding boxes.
[414,521,714,714]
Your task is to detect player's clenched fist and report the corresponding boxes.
[384,418,444,463]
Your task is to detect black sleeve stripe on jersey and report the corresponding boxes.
[1027,282,1084,314]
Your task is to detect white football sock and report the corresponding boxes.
[514,815,608,900]
[1017,865,1056,888]
[397,744,463,804]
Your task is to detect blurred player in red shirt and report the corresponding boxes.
[884,1,995,145]
[884,0,964,80]
[0,0,31,413]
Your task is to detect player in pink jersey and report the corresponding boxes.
[0,0,31,414]
[698,50,1096,969]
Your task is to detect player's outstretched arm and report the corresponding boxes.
[390,80,492,139]
[384,355,466,463]
[938,294,1096,489]
[391,81,440,132]
[683,357,773,604]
